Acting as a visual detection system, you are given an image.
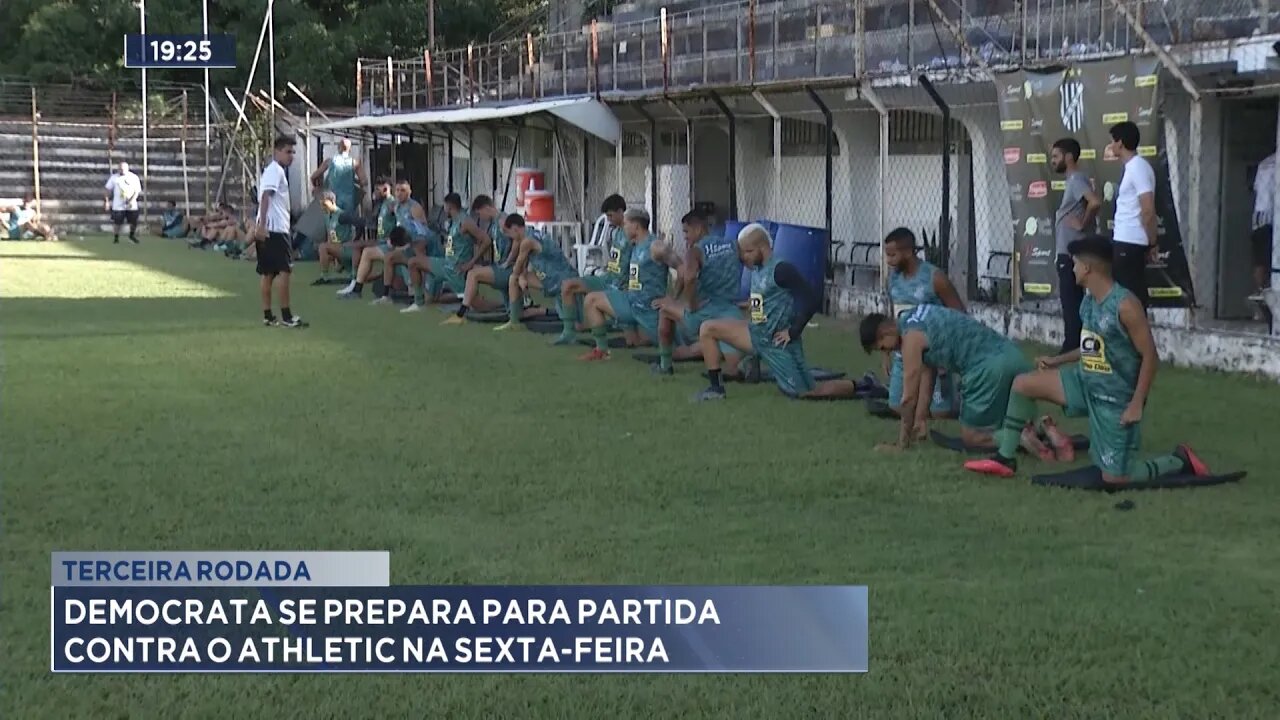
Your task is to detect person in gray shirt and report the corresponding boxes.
[1051,137,1101,352]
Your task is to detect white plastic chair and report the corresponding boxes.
[574,213,611,275]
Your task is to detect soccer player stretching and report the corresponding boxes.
[964,235,1210,483]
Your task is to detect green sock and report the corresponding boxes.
[509,301,521,324]
[413,286,425,306]
[561,303,577,334]
[659,342,673,370]
[1128,455,1186,482]
[994,391,1036,459]
[592,325,608,351]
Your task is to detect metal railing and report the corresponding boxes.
[356,0,1278,113]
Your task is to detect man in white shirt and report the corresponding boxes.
[255,136,307,328]
[1251,152,1275,296]
[1107,121,1157,308]
[104,161,142,244]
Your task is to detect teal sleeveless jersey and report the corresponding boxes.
[375,198,396,239]
[327,154,357,206]
[323,209,340,242]
[695,234,743,304]
[748,257,795,342]
[443,216,476,265]
[1078,284,1140,407]
[396,200,431,242]
[889,260,941,317]
[604,226,635,290]
[528,231,576,295]
[626,235,669,309]
[899,304,1009,375]
[489,219,510,264]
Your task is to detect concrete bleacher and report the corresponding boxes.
[0,119,241,234]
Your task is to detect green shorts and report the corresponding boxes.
[958,344,1033,430]
[377,242,415,260]
[683,301,742,338]
[428,260,467,295]
[581,275,616,293]
[491,264,513,290]
[750,334,815,397]
[1059,363,1141,476]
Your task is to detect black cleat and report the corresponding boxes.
[280,316,309,328]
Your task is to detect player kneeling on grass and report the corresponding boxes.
[339,226,412,299]
[649,208,745,377]
[577,208,672,361]
[694,224,856,402]
[552,194,633,345]
[315,192,351,281]
[860,303,1052,452]
[401,193,490,317]
[964,235,1212,483]
[439,196,511,321]
[490,214,579,332]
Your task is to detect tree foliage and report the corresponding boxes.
[0,0,542,105]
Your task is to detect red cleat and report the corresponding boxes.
[1040,416,1075,462]
[1174,445,1210,476]
[577,348,611,362]
[964,457,1017,478]
[1020,424,1055,461]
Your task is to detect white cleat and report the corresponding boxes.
[400,303,424,314]
[370,296,392,306]
[336,280,357,295]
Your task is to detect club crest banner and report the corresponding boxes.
[994,56,1194,306]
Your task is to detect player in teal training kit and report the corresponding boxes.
[314,191,350,281]
[338,181,436,300]
[577,208,672,361]
[430,195,500,321]
[553,194,634,344]
[964,235,1213,483]
[492,213,580,331]
[447,208,526,320]
[861,301,1035,450]
[336,178,394,295]
[694,224,857,401]
[309,138,365,244]
[883,227,965,418]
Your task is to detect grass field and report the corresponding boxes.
[3,237,1279,718]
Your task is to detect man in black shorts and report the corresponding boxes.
[104,161,142,244]
[254,137,307,328]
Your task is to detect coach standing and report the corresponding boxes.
[1107,121,1157,308]
[255,137,307,328]
[1051,138,1100,352]
[104,161,141,244]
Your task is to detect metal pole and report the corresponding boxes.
[860,85,891,301]
[268,0,276,129]
[752,91,782,221]
[202,0,211,195]
[805,86,835,306]
[30,88,41,213]
[708,90,738,221]
[109,92,118,171]
[635,103,658,222]
[919,75,951,275]
[428,0,436,50]
[141,0,149,222]
[182,91,191,217]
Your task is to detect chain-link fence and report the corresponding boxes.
[324,0,1280,337]
[0,77,251,234]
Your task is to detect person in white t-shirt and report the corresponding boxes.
[254,136,307,328]
[1107,121,1156,308]
[1251,152,1275,295]
[104,161,142,244]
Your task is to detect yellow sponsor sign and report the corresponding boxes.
[1001,120,1023,131]
[1135,75,1158,87]
[1149,286,1184,298]
[1102,112,1129,124]
[1051,180,1067,191]
[1023,283,1053,295]
[1027,153,1047,164]
[1079,148,1097,160]
[1138,145,1157,157]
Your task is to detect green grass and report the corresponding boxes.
[3,238,1278,718]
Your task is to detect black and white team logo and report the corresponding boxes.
[1059,81,1085,133]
